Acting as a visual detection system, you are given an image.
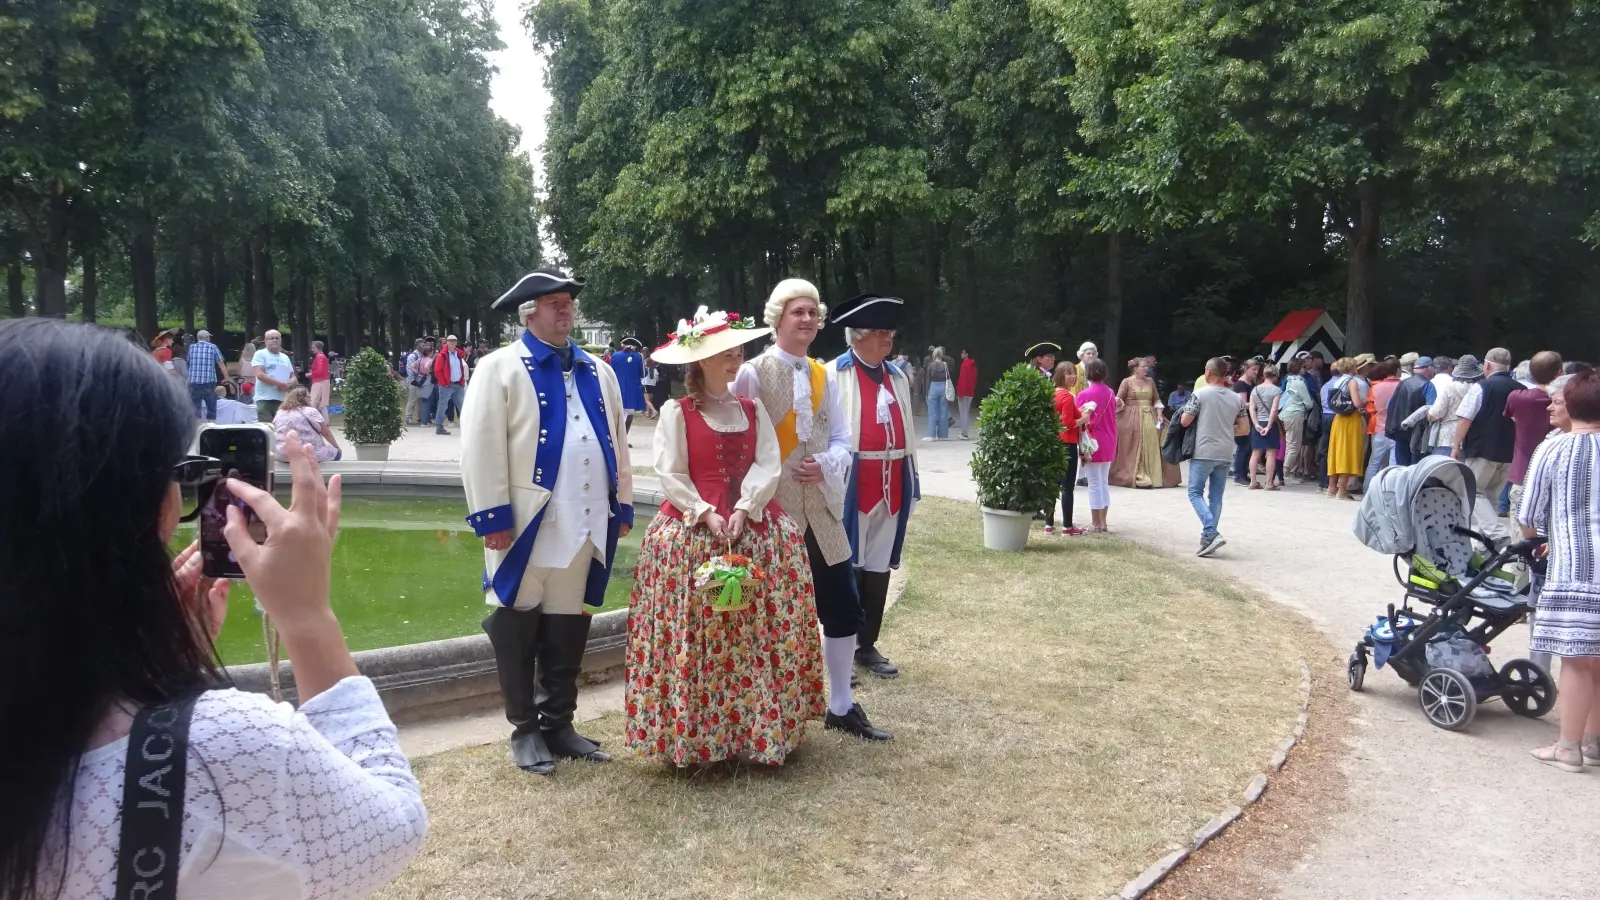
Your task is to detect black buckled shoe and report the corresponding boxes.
[855,646,900,679]
[825,703,894,742]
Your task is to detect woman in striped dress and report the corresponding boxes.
[1518,368,1600,772]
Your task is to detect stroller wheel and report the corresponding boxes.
[1500,658,1556,719]
[1419,667,1477,731]
[1347,653,1366,692]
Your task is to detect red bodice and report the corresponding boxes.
[854,365,906,515]
[660,397,782,527]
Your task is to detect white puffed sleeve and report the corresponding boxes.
[736,400,783,521]
[654,400,713,524]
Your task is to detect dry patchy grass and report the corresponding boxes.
[376,498,1309,900]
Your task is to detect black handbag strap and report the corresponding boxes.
[115,695,200,900]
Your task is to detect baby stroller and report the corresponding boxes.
[1349,455,1552,731]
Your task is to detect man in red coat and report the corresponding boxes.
[432,334,470,434]
[957,349,978,439]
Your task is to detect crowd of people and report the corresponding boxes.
[7,284,1598,898]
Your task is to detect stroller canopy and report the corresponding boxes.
[1353,455,1477,555]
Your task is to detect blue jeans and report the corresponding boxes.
[927,384,949,439]
[189,382,218,421]
[1188,459,1230,537]
[433,384,463,430]
[1363,432,1394,491]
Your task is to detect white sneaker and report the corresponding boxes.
[1198,533,1226,557]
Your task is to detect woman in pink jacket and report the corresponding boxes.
[1076,358,1119,533]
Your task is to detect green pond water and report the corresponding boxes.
[178,497,641,666]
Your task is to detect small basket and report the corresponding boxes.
[694,540,765,613]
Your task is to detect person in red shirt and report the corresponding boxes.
[1046,361,1085,535]
[307,340,332,414]
[1505,350,1563,514]
[150,328,181,378]
[431,334,470,435]
[957,349,979,439]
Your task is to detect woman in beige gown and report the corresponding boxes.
[1110,358,1180,488]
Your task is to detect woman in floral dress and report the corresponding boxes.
[625,307,826,766]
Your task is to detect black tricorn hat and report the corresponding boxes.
[620,336,644,351]
[1025,341,1062,360]
[492,267,585,310]
[828,292,904,330]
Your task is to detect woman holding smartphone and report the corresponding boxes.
[0,319,426,899]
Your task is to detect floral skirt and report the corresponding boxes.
[624,511,825,766]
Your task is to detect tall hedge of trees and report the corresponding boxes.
[534,0,1600,375]
[1,0,541,356]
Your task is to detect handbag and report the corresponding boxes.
[116,694,199,900]
[944,380,956,402]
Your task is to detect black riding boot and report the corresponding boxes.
[482,607,555,775]
[537,613,611,762]
[854,570,899,678]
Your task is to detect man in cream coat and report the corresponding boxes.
[830,293,920,680]
[461,267,635,776]
[732,278,894,741]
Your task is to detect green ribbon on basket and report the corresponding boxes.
[708,566,752,610]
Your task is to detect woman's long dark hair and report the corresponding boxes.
[0,319,218,898]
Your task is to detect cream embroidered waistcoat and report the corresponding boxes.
[751,353,852,566]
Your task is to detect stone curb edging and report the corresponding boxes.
[1111,659,1314,900]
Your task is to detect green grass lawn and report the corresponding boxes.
[185,497,640,666]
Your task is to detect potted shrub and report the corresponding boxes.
[342,347,405,461]
[968,362,1071,551]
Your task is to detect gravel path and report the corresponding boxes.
[370,413,1598,899]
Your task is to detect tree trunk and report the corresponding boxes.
[8,262,25,317]
[80,247,97,323]
[1027,241,1049,347]
[1469,211,1494,350]
[200,238,228,336]
[1344,178,1381,354]
[838,233,861,297]
[35,184,71,317]
[239,242,256,340]
[922,222,943,342]
[298,274,315,359]
[348,276,363,351]
[252,240,278,332]
[882,224,899,295]
[1103,231,1124,367]
[960,242,980,355]
[174,243,197,332]
[129,225,159,341]
[326,280,341,355]
[387,288,403,358]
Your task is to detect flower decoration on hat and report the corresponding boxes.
[658,306,757,352]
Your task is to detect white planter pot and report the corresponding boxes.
[353,442,391,462]
[980,506,1032,552]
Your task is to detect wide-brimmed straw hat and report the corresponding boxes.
[150,327,181,347]
[652,306,771,365]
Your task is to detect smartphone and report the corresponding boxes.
[198,425,273,579]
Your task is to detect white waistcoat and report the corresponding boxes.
[528,369,610,568]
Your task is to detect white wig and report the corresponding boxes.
[1077,341,1097,360]
[518,299,540,321]
[764,278,826,328]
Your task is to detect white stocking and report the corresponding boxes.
[823,636,856,716]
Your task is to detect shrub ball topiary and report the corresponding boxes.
[341,347,405,445]
[969,362,1071,513]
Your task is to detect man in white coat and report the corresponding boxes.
[829,293,920,679]
[732,278,894,741]
[461,267,635,776]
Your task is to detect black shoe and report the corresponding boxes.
[855,646,900,679]
[850,670,861,689]
[543,724,612,762]
[511,728,556,775]
[825,703,894,742]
